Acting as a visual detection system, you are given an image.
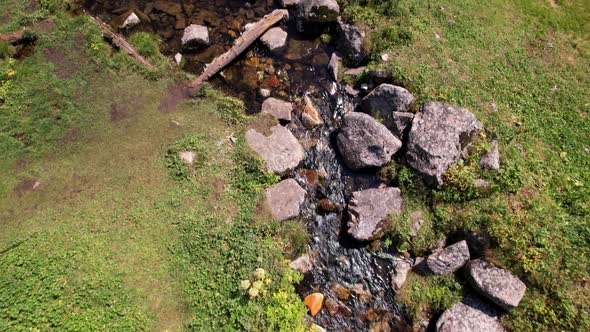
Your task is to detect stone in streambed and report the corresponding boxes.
[347,187,403,241]
[260,27,288,52]
[336,20,367,66]
[298,0,340,23]
[280,0,301,8]
[336,112,402,170]
[361,84,415,127]
[265,179,306,221]
[121,12,140,28]
[328,52,341,81]
[406,102,483,186]
[426,240,470,275]
[466,259,526,310]
[304,292,324,317]
[436,295,505,332]
[289,254,313,274]
[261,97,292,122]
[181,24,209,50]
[245,125,304,175]
[301,96,323,128]
[391,260,412,290]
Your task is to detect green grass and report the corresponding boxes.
[343,0,589,330]
[0,1,305,330]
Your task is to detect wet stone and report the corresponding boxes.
[265,179,306,221]
[301,96,324,128]
[261,97,292,121]
[260,27,288,51]
[121,12,140,28]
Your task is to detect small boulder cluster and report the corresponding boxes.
[422,240,527,331]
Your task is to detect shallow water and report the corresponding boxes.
[83,1,409,330]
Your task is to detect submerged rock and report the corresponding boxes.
[347,187,403,241]
[181,24,209,50]
[336,20,367,65]
[245,125,305,175]
[336,112,402,170]
[260,27,288,52]
[466,259,526,310]
[436,295,505,332]
[480,140,500,170]
[265,179,306,221]
[261,97,293,121]
[426,240,470,275]
[304,292,324,317]
[406,102,483,186]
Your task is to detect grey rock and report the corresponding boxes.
[480,140,500,170]
[265,179,306,221]
[261,97,292,121]
[260,27,288,51]
[409,210,424,237]
[406,102,483,186]
[246,125,305,175]
[121,12,140,28]
[336,20,367,65]
[289,254,313,273]
[426,240,470,275]
[328,52,341,81]
[436,295,505,332]
[466,259,526,310]
[473,178,491,190]
[336,112,402,170]
[347,187,403,241]
[298,0,340,23]
[280,0,301,7]
[390,112,414,140]
[181,24,209,49]
[391,260,412,290]
[361,84,415,132]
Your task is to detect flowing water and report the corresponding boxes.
[83,1,410,330]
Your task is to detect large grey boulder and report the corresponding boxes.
[436,295,505,332]
[297,0,339,32]
[390,112,414,140]
[261,97,293,121]
[336,21,367,66]
[246,125,305,175]
[280,0,301,8]
[336,112,402,170]
[181,24,209,49]
[265,179,306,221]
[361,84,415,130]
[406,102,483,186]
[347,187,403,241]
[480,140,500,170]
[426,240,470,275]
[260,27,288,52]
[466,259,526,310]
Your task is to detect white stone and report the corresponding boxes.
[179,151,195,165]
[174,53,182,65]
[181,24,209,47]
[260,27,288,52]
[121,12,140,28]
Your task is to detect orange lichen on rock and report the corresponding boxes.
[304,292,324,317]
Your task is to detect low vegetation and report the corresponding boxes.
[0,1,305,330]
[344,0,589,330]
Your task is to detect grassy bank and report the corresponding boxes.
[343,0,589,330]
[0,1,304,330]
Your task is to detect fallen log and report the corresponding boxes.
[187,9,289,95]
[88,14,155,70]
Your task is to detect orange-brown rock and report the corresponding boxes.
[301,96,324,128]
[324,298,340,316]
[332,285,350,301]
[304,293,324,317]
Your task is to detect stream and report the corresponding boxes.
[83,1,410,330]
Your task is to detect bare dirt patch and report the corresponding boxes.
[110,95,146,122]
[14,178,41,196]
[158,84,191,113]
[43,47,77,79]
